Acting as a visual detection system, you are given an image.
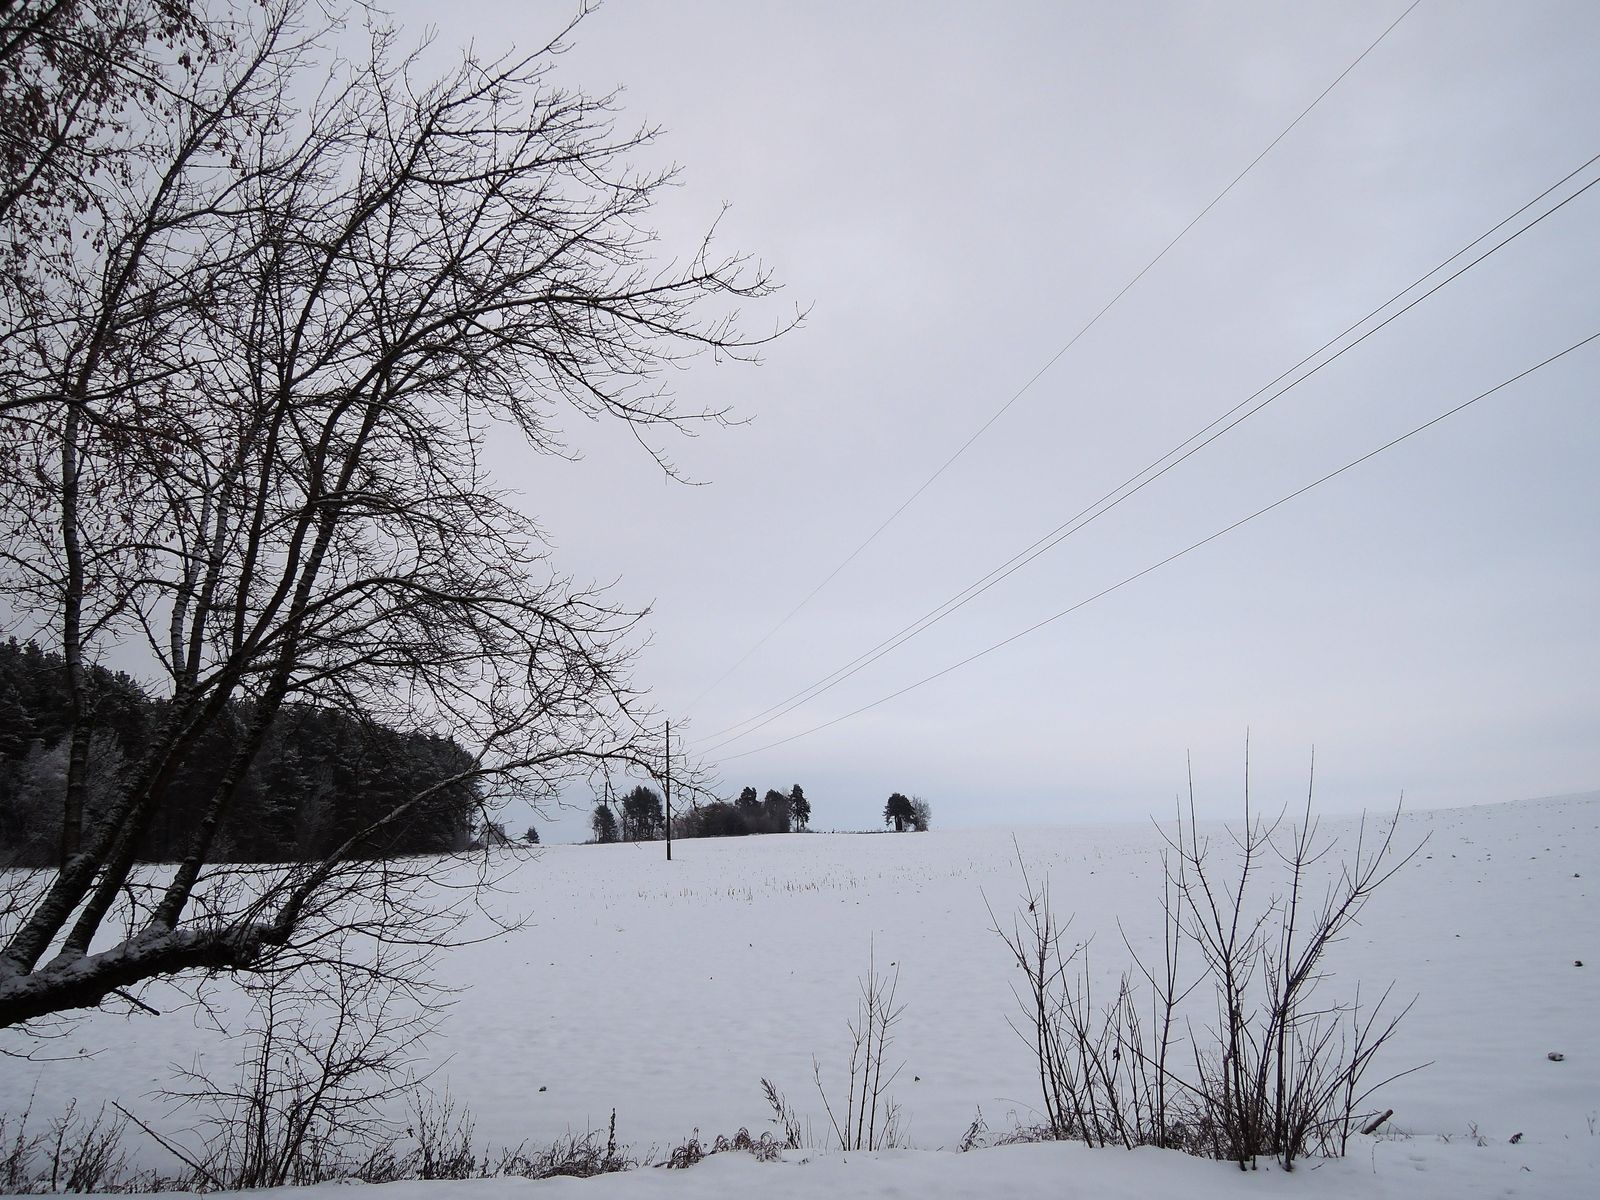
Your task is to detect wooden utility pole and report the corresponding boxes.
[664,719,672,862]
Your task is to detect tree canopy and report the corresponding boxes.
[0,0,791,1029]
[884,793,915,832]
[620,785,665,842]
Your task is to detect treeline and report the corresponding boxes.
[591,783,810,842]
[0,640,482,867]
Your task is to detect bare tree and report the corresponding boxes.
[0,0,794,1030]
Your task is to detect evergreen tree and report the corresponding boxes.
[591,803,619,844]
[763,787,791,833]
[789,784,810,831]
[620,784,664,841]
[884,792,915,832]
[0,641,484,865]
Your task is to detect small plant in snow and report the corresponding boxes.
[762,1078,807,1149]
[813,947,908,1150]
[665,1127,782,1168]
[766,947,911,1151]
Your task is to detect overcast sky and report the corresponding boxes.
[384,0,1599,841]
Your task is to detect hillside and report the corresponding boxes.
[3,793,1595,1196]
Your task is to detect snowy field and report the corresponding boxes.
[3,791,1596,1198]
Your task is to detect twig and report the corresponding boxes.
[111,988,160,1015]
[1359,1108,1393,1136]
[110,1103,223,1191]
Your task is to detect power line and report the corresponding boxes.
[715,328,1600,764]
[698,153,1600,754]
[683,0,1425,715]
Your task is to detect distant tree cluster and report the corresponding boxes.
[673,783,809,838]
[884,793,931,832]
[589,782,811,842]
[587,785,664,844]
[621,785,665,841]
[0,640,482,867]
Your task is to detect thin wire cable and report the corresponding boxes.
[684,0,1425,715]
[701,155,1598,748]
[698,156,1600,754]
[716,329,1600,763]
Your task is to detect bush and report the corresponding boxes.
[989,775,1421,1170]
[0,1101,133,1194]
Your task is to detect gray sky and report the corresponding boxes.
[387,1,1599,841]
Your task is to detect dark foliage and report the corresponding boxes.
[762,788,792,834]
[789,784,810,831]
[884,792,914,832]
[0,640,477,866]
[673,782,811,839]
[676,800,748,839]
[619,785,664,842]
[590,804,619,844]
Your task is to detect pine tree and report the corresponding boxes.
[789,784,810,831]
[763,788,791,833]
[884,792,915,832]
[620,785,664,841]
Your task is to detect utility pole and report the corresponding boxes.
[664,719,672,862]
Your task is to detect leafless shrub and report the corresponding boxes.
[148,938,440,1190]
[812,947,908,1151]
[763,947,910,1152]
[5,1088,657,1189]
[0,1099,133,1194]
[992,758,1424,1170]
[1,1101,42,1194]
[400,1089,478,1181]
[496,1110,632,1179]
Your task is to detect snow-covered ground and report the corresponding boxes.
[4,791,1596,1197]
